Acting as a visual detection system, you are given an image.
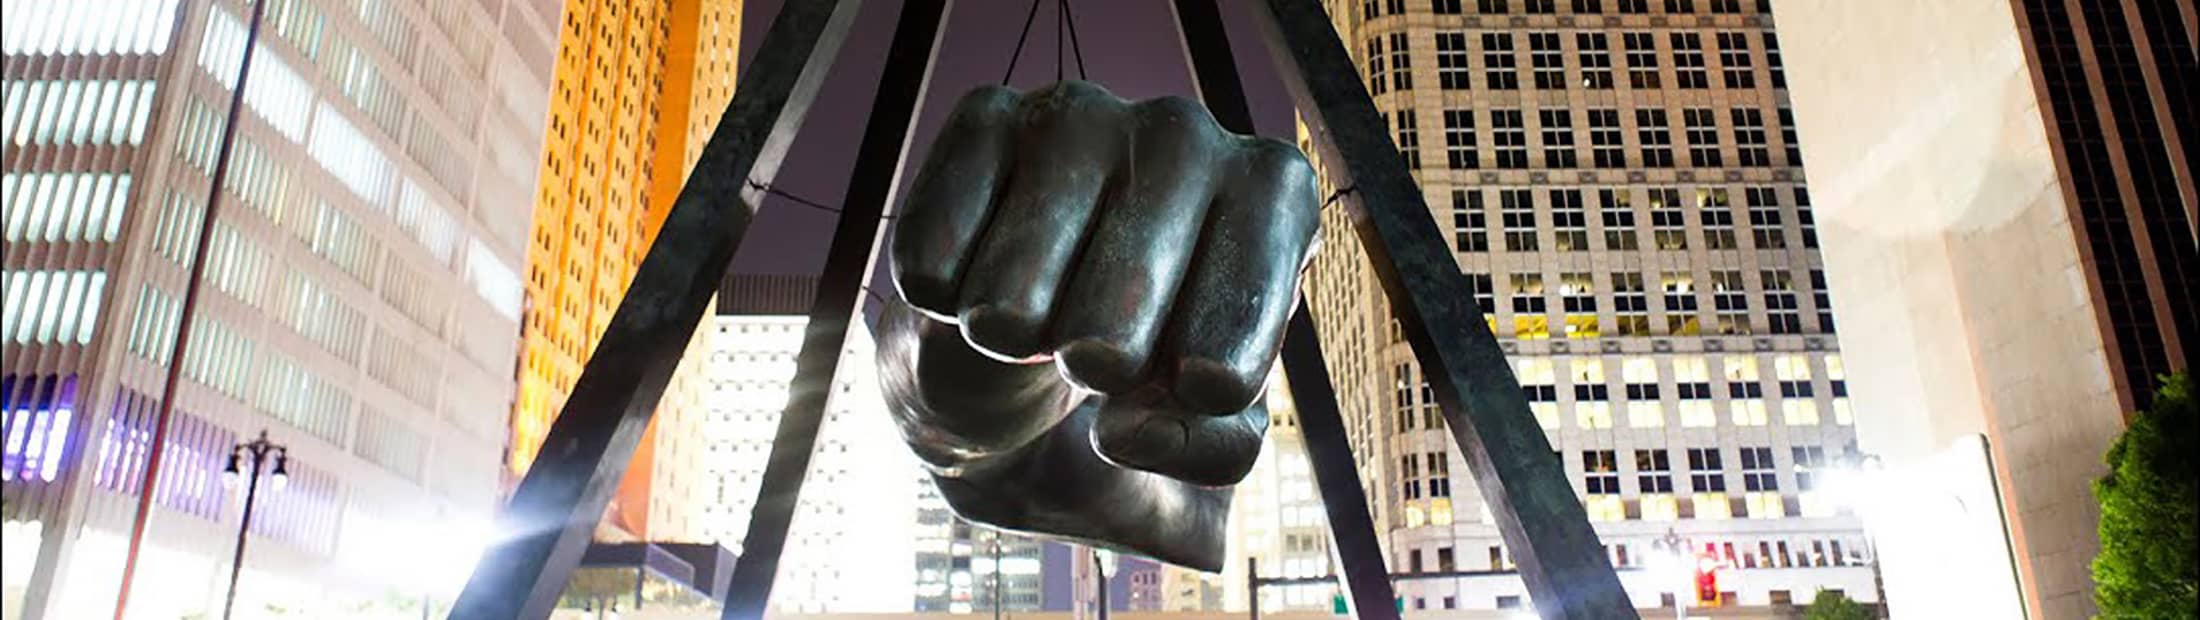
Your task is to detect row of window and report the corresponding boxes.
[0,0,180,56]
[1450,186,1818,252]
[200,7,314,142]
[1,270,107,345]
[1451,268,1833,339]
[1369,30,1785,96]
[1,173,133,243]
[1395,105,1800,171]
[1,80,158,147]
[1392,354,1850,431]
[1380,0,1768,18]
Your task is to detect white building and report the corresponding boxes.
[1222,371,1343,613]
[1299,0,1879,613]
[2,0,552,617]
[697,274,918,614]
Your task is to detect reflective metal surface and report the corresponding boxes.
[879,81,1321,571]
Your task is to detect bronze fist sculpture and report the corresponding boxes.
[879,81,1319,571]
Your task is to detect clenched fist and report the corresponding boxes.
[878,81,1319,570]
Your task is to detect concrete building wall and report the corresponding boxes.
[1,0,556,617]
[1770,0,2191,616]
[1298,0,1877,614]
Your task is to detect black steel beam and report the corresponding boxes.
[1166,2,1402,618]
[1245,1,1638,618]
[446,2,866,618]
[1279,307,1407,620]
[720,1,950,619]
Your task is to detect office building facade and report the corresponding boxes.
[1772,1,2192,617]
[1301,0,1876,612]
[701,274,918,613]
[1221,371,1344,613]
[508,0,741,542]
[2,0,554,616]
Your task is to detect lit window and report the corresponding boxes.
[1640,494,1678,521]
[2,270,108,344]
[2,173,133,242]
[0,0,182,56]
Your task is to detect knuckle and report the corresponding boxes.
[888,262,956,317]
[1057,338,1147,392]
[1136,96,1217,131]
[1236,138,1316,180]
[958,304,1049,360]
[1174,356,1265,413]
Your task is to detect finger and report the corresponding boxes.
[891,86,1021,319]
[1163,139,1321,413]
[1051,97,1224,393]
[956,82,1128,361]
[1090,386,1267,487]
[876,300,1079,475]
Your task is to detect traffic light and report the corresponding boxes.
[1693,551,1722,607]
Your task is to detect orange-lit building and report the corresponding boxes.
[514,0,743,542]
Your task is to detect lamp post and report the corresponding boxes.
[1654,529,1688,620]
[1800,446,1889,618]
[220,430,289,620]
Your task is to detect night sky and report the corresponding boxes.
[728,0,1298,277]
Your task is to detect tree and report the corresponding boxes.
[2092,372,2197,619]
[1801,589,1873,620]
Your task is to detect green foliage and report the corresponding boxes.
[2092,372,2197,619]
[1801,589,1874,620]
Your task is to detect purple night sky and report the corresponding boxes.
[729,0,1298,276]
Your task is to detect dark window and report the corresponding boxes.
[1390,32,1416,90]
[1683,107,1722,167]
[1600,188,1638,249]
[1530,32,1566,89]
[1636,449,1674,493]
[1671,33,1709,89]
[1452,190,1489,251]
[1551,189,1588,250]
[1717,32,1755,88]
[1636,109,1674,167]
[1435,33,1473,90]
[1624,32,1661,88]
[1585,450,1621,494]
[1483,33,1519,89]
[1687,448,1725,492]
[1587,108,1624,167]
[1443,108,1479,169]
[1739,446,1778,491]
[1732,107,1770,166]
[1500,189,1538,251]
[1492,109,1529,168]
[1577,33,1614,89]
[1540,109,1577,168]
[1393,110,1423,169]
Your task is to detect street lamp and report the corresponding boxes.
[220,430,288,620]
[1650,529,1690,620]
[1798,447,1889,617]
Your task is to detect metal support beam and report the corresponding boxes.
[1279,308,1406,619]
[1166,2,1401,618]
[447,2,866,617]
[1245,1,1638,618]
[720,2,950,618]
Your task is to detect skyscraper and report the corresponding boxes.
[701,274,918,614]
[1771,1,2192,617]
[1,0,554,617]
[1300,0,1876,612]
[508,0,742,542]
